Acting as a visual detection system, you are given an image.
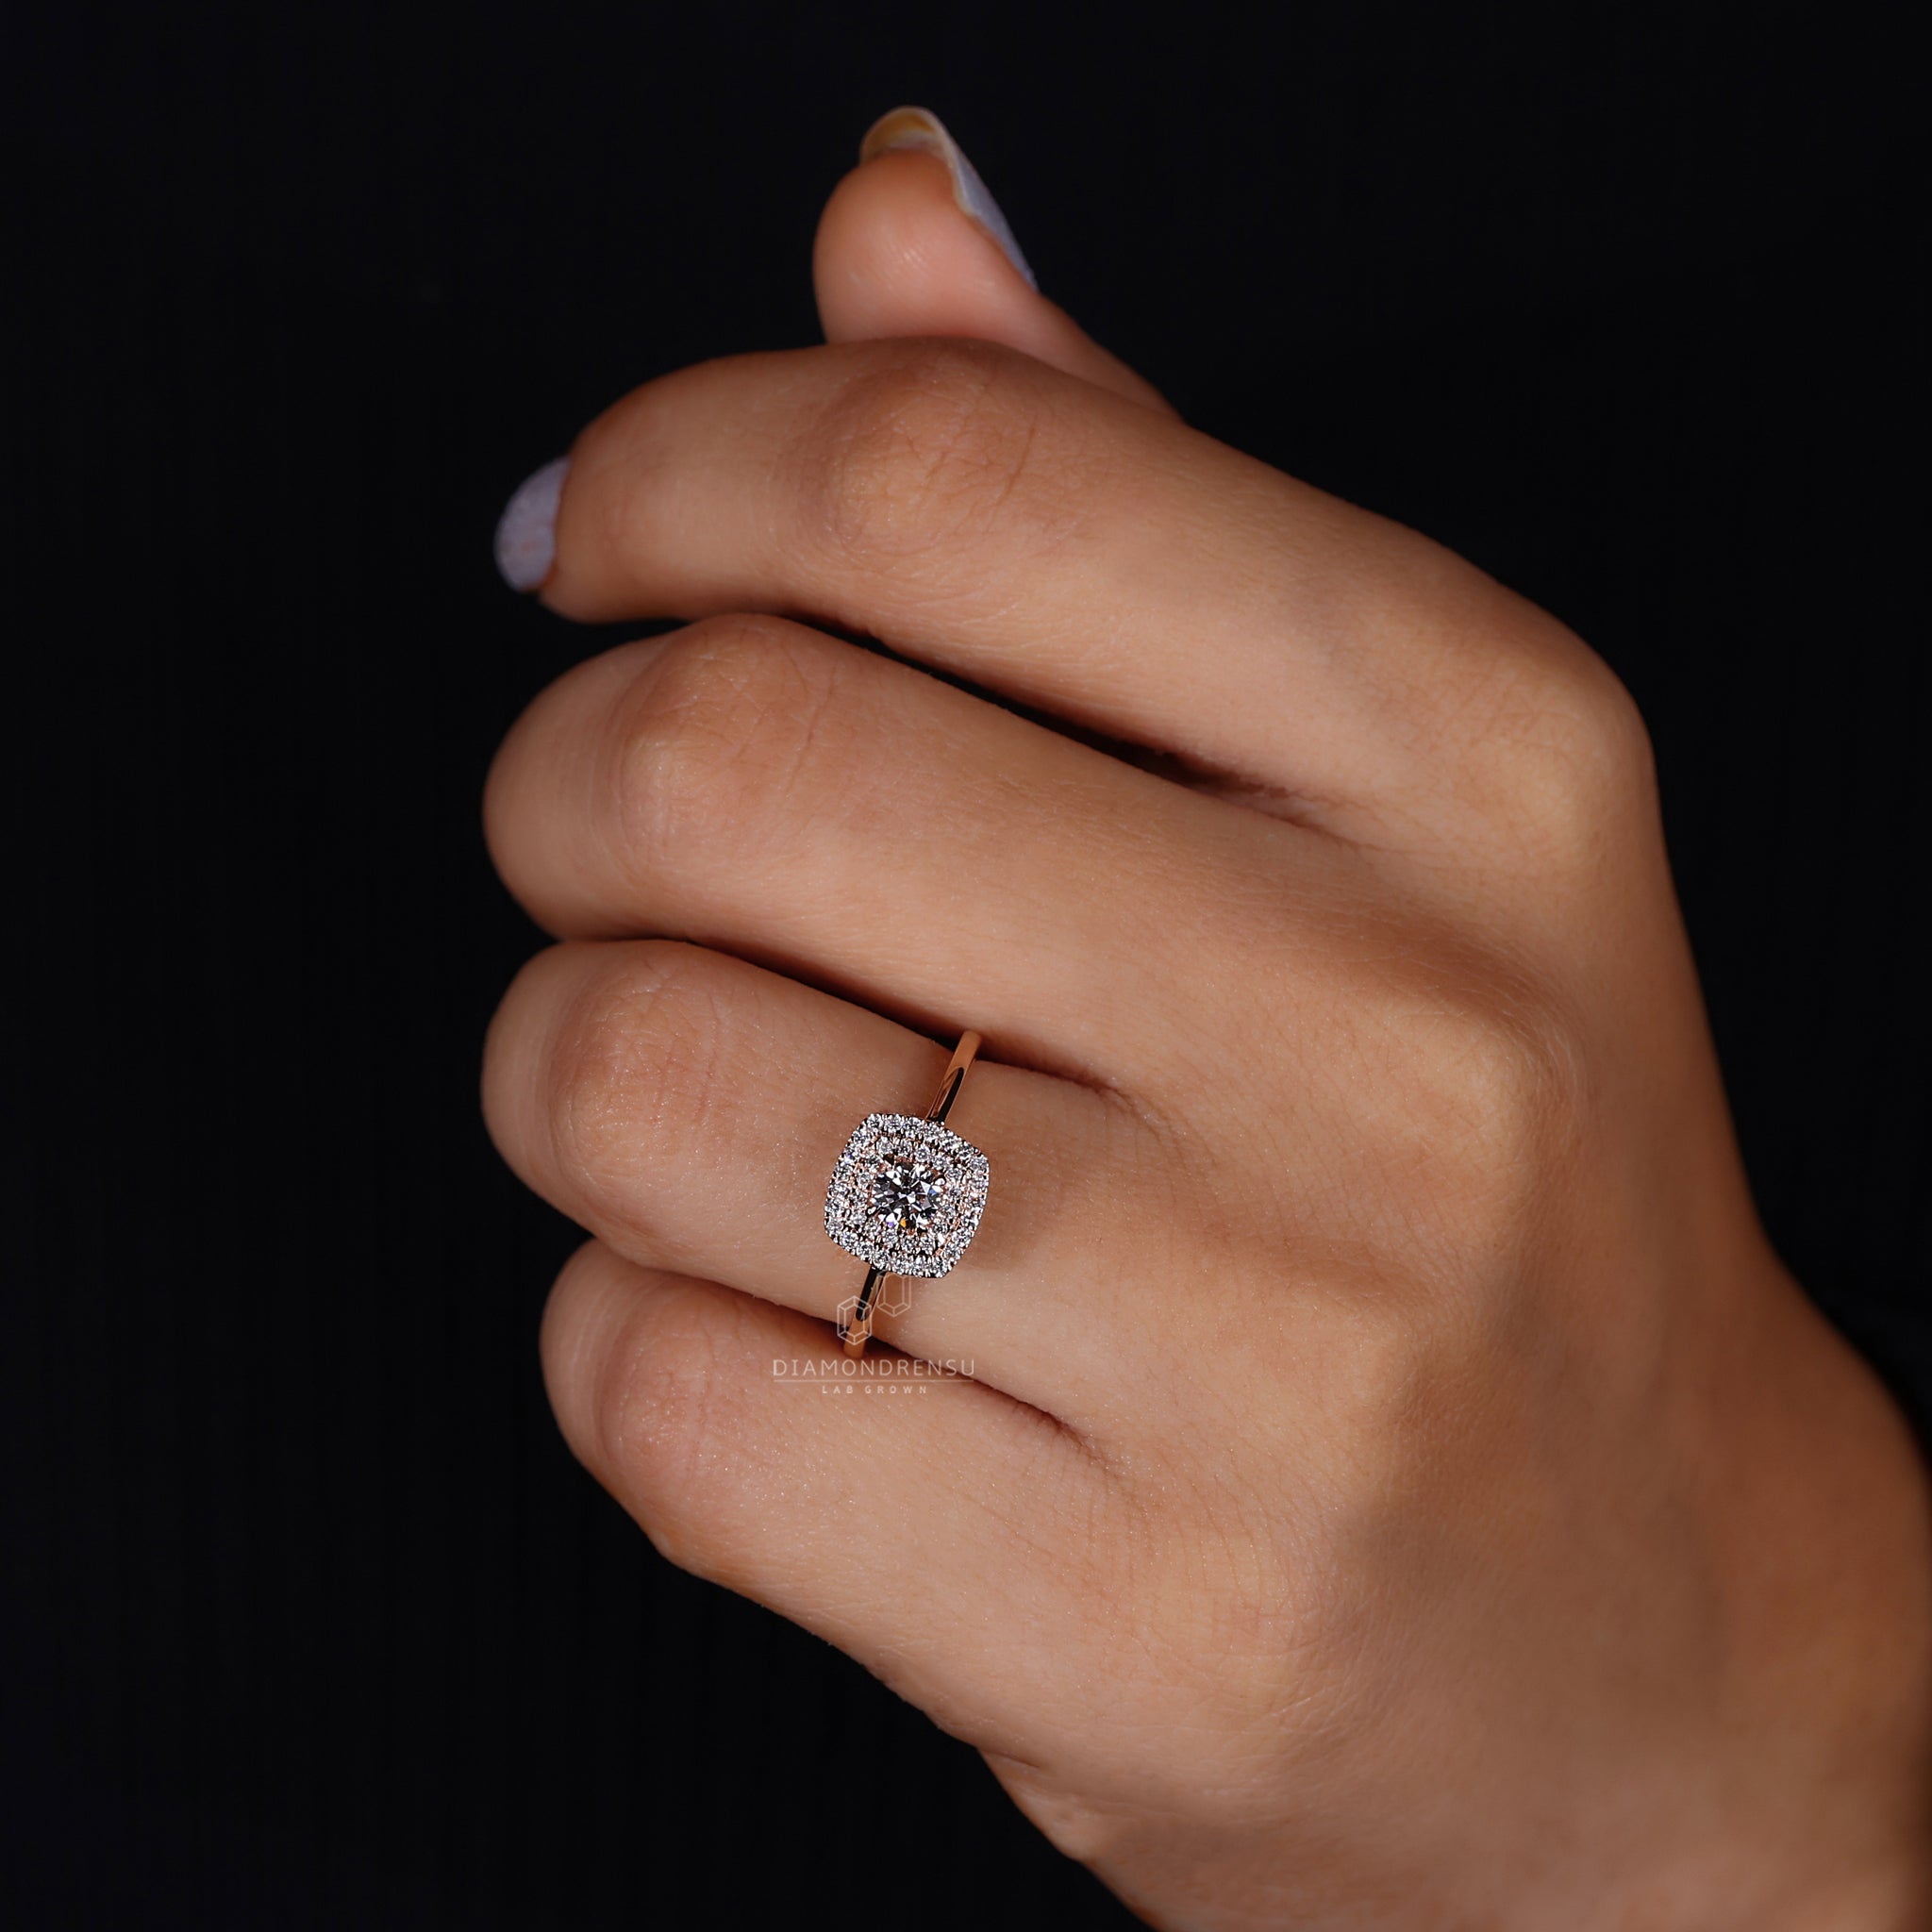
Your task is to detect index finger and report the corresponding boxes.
[508,338,1597,830]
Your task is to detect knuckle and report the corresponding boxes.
[1518,658,1656,847]
[1460,635,1659,862]
[1418,987,1570,1150]
[604,616,839,886]
[1421,993,1577,1188]
[542,942,734,1225]
[799,341,1052,571]
[1352,949,1587,1257]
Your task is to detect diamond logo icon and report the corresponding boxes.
[824,1112,991,1279]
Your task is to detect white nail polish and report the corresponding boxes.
[859,106,1038,291]
[493,455,570,592]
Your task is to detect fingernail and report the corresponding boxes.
[493,454,570,592]
[859,106,1037,291]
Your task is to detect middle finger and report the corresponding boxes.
[486,611,1354,1101]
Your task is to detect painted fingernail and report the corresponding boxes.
[859,106,1037,291]
[493,455,570,592]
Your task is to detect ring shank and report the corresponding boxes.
[840,1030,982,1359]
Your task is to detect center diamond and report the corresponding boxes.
[824,1112,991,1279]
[872,1158,943,1234]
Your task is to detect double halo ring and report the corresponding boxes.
[824,1031,991,1360]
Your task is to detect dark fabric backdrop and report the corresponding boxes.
[3,3,1923,1927]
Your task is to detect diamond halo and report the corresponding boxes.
[824,1111,991,1279]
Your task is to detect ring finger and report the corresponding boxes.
[482,935,1166,1420]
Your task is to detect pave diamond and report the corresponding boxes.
[824,1112,991,1279]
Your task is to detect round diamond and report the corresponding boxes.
[871,1157,942,1234]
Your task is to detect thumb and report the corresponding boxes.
[813,107,1174,416]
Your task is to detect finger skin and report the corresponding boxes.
[484,937,1164,1418]
[814,147,1174,416]
[541,1240,1121,1766]
[475,142,1932,1930]
[483,612,1355,1099]
[534,335,1611,840]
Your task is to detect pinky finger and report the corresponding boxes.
[541,1241,1117,1758]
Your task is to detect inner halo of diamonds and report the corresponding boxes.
[824,1112,991,1279]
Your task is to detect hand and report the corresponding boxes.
[481,113,1932,1927]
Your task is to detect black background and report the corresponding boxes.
[3,4,1924,1927]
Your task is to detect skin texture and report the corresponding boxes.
[481,145,1932,1926]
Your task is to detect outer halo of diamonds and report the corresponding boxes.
[824,1112,991,1279]
[827,1030,989,1360]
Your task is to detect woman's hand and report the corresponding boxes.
[481,114,1932,1928]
